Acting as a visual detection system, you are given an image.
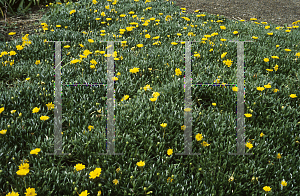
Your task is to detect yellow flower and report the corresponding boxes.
[8,32,16,35]
[260,132,265,137]
[30,148,41,155]
[281,180,287,187]
[184,108,191,112]
[202,141,210,147]
[175,68,182,76]
[244,113,252,117]
[212,103,216,106]
[46,102,55,110]
[264,58,269,62]
[145,34,151,38]
[290,94,297,98]
[195,133,203,141]
[97,191,101,196]
[16,169,29,176]
[113,179,119,185]
[160,123,167,128]
[167,149,173,156]
[89,168,102,179]
[88,125,94,131]
[74,163,85,171]
[152,92,160,98]
[137,160,145,167]
[0,129,7,134]
[129,67,140,74]
[246,142,253,149]
[136,44,143,48]
[223,59,233,67]
[32,107,40,113]
[257,87,265,91]
[232,86,238,92]
[181,125,186,131]
[221,52,227,59]
[90,65,96,69]
[277,153,282,159]
[35,60,41,65]
[263,186,271,192]
[11,110,16,114]
[24,188,36,196]
[5,191,19,196]
[78,190,90,196]
[70,9,76,14]
[40,116,50,121]
[143,84,152,91]
[0,107,4,114]
[264,84,271,88]
[150,97,157,102]
[167,177,173,183]
[88,39,94,43]
[18,163,29,171]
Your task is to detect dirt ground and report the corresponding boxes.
[173,0,300,27]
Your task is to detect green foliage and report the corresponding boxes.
[0,0,300,195]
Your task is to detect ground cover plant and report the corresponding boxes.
[1,0,300,195]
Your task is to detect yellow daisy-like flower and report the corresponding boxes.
[30,148,41,155]
[88,125,94,131]
[263,186,271,192]
[290,94,297,98]
[244,113,252,117]
[46,102,55,110]
[167,149,173,156]
[160,123,167,128]
[277,153,282,159]
[195,133,203,141]
[136,160,145,167]
[150,97,157,102]
[281,180,287,187]
[232,86,238,92]
[246,142,253,149]
[113,179,119,185]
[0,129,7,134]
[152,92,160,98]
[40,116,50,121]
[202,141,210,147]
[16,169,29,176]
[32,107,40,113]
[74,163,85,171]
